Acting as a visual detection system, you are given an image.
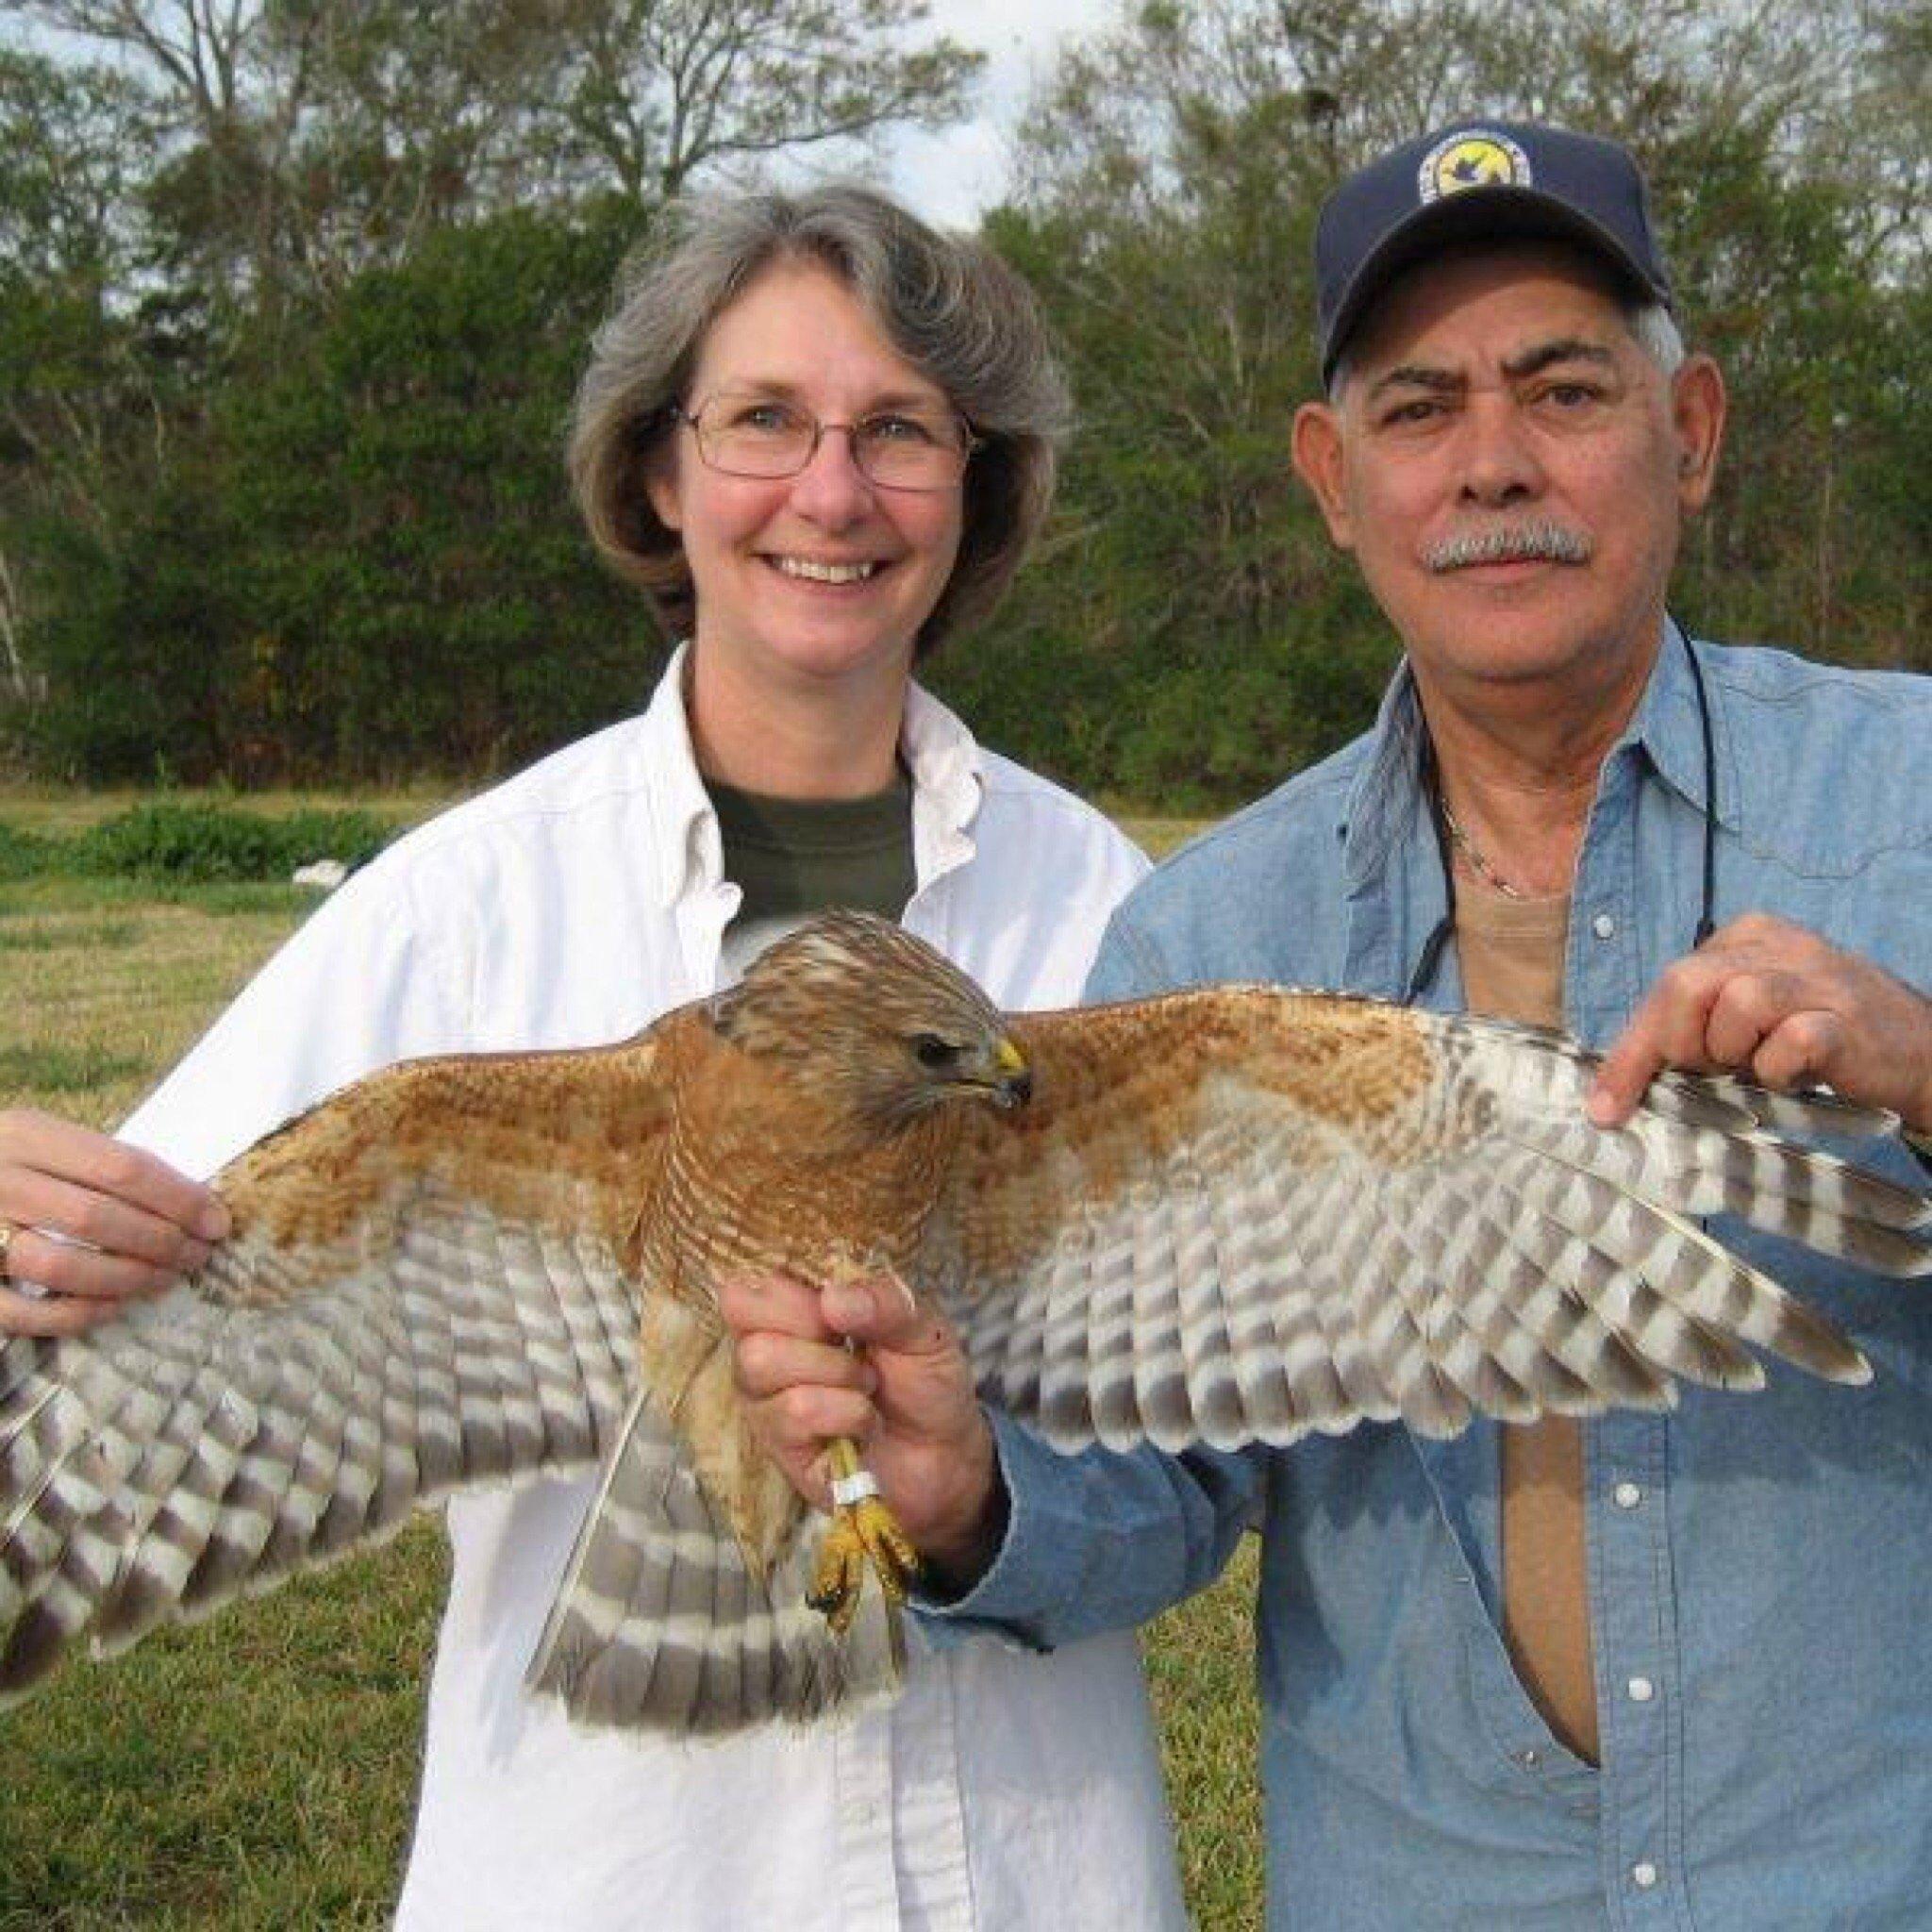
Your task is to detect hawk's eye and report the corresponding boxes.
[912,1034,960,1071]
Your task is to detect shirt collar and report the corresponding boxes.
[1340,659,1432,896]
[1611,618,1739,831]
[639,642,722,908]
[901,678,985,888]
[641,641,987,908]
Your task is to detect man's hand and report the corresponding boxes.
[1590,914,1932,1133]
[0,1108,230,1337]
[720,1270,1006,1588]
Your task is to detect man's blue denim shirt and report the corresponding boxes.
[932,632,1932,1929]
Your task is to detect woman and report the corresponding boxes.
[0,189,1188,1927]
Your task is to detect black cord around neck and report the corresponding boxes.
[1406,733,1457,1005]
[1680,626,1720,947]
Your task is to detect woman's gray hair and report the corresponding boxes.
[569,184,1071,657]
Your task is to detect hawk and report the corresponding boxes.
[0,912,1924,1736]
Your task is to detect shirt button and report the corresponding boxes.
[1515,1748,1541,1769]
[1591,911,1617,940]
[1632,1860,1659,1890]
[1613,1480,1643,1508]
[1627,1675,1657,1704]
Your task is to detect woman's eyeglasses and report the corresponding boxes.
[669,392,979,492]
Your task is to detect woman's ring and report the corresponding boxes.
[0,1218,17,1283]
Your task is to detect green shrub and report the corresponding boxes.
[0,821,53,880]
[68,803,395,882]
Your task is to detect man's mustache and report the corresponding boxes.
[1421,522,1595,572]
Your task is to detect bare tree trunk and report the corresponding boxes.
[0,542,42,708]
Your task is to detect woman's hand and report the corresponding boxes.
[0,1108,229,1337]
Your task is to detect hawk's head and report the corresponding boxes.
[709,911,1032,1129]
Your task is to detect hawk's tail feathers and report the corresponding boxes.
[527,1390,902,1738]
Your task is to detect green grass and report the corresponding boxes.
[1118,812,1217,860]
[0,787,1265,1930]
[0,914,140,953]
[0,1534,448,1928]
[0,1042,150,1093]
[1146,1540,1264,1926]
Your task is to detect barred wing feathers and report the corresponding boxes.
[925,989,1928,1457]
[0,1039,667,1705]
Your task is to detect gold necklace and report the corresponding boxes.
[1440,800,1525,899]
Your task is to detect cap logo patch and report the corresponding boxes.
[1417,130,1532,203]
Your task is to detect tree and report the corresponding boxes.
[536,0,982,203]
[0,52,165,723]
[21,0,983,307]
[0,50,158,532]
[20,0,312,321]
[18,202,662,783]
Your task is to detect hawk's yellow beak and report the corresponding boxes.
[992,1036,1032,1109]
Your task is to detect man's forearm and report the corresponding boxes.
[915,1409,1257,1650]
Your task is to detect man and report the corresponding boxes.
[728,123,1932,1925]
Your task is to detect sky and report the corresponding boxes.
[871,0,1115,225]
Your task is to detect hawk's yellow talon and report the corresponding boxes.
[809,1496,922,1631]
[809,1451,922,1634]
[807,1541,861,1634]
[853,1494,921,1599]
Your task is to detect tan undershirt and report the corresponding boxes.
[1456,883,1600,1766]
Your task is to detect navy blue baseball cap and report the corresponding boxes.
[1315,122,1674,384]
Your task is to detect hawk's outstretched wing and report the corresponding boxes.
[924,989,1929,1455]
[0,1037,668,1703]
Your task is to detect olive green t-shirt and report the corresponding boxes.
[708,770,916,982]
